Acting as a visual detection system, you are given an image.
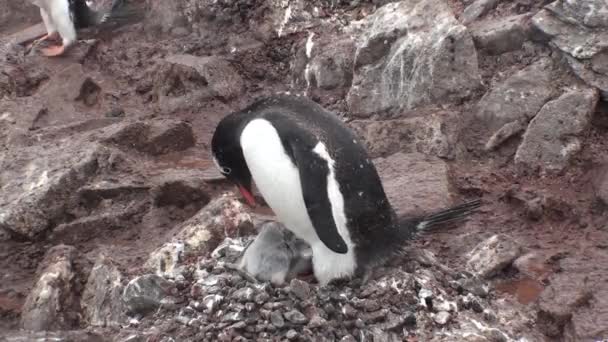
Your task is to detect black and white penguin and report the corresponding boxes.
[211,94,481,286]
[28,0,138,57]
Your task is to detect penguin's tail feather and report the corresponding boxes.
[397,199,482,241]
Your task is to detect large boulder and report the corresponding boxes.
[20,245,80,331]
[531,0,608,99]
[0,141,110,239]
[346,0,481,118]
[514,87,599,173]
[475,58,555,146]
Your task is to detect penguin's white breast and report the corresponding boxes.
[239,118,319,244]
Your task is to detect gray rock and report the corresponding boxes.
[294,36,355,91]
[163,54,244,101]
[349,113,455,159]
[284,309,308,324]
[471,14,530,55]
[475,58,554,142]
[0,141,109,238]
[289,278,311,300]
[346,0,481,117]
[466,234,522,278]
[20,245,79,331]
[150,168,211,208]
[81,252,126,327]
[232,287,255,303]
[461,0,500,25]
[101,119,196,156]
[373,152,453,217]
[531,1,608,99]
[201,294,224,313]
[515,87,599,172]
[286,330,298,340]
[484,120,526,151]
[537,274,594,338]
[434,311,451,325]
[270,310,285,328]
[122,274,173,315]
[146,194,253,275]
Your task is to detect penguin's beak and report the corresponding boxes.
[237,184,257,207]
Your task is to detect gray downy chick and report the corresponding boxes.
[238,220,312,286]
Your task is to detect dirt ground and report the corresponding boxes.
[1,0,607,340]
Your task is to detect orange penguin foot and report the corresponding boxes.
[41,44,66,57]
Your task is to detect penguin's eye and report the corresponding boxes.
[212,156,231,175]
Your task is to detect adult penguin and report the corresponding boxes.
[28,0,140,56]
[211,94,481,285]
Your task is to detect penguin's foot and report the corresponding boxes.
[32,32,60,47]
[41,44,66,57]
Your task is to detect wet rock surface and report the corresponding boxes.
[515,87,599,173]
[346,0,481,117]
[1,0,608,341]
[20,245,80,331]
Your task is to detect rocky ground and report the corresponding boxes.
[1,0,607,341]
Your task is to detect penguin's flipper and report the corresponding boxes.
[289,140,349,254]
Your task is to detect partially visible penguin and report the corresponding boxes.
[238,220,313,286]
[27,0,141,57]
[211,94,482,286]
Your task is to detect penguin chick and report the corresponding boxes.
[238,221,312,286]
[211,94,482,286]
[28,0,140,57]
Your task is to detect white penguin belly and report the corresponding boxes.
[240,118,357,285]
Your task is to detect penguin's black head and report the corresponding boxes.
[211,113,256,207]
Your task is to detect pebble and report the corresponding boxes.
[434,311,451,325]
[284,309,308,324]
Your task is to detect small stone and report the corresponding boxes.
[223,310,245,322]
[201,294,223,313]
[459,277,490,298]
[245,303,256,312]
[342,304,358,318]
[270,311,285,328]
[340,335,357,342]
[308,314,328,328]
[122,274,172,315]
[434,311,451,325]
[289,279,311,300]
[286,330,298,340]
[466,234,522,279]
[232,287,255,302]
[284,309,308,324]
[255,292,270,304]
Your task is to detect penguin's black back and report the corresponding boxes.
[230,95,402,269]
[68,0,97,28]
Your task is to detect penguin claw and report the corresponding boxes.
[41,45,66,57]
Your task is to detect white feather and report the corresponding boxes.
[240,118,357,286]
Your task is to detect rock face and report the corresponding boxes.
[122,274,173,315]
[346,0,481,117]
[81,253,126,327]
[144,194,253,278]
[466,234,522,278]
[295,36,356,91]
[350,112,455,159]
[163,54,244,101]
[514,87,599,172]
[532,0,608,99]
[471,14,530,55]
[374,152,453,216]
[20,245,79,331]
[475,58,554,144]
[0,141,109,239]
